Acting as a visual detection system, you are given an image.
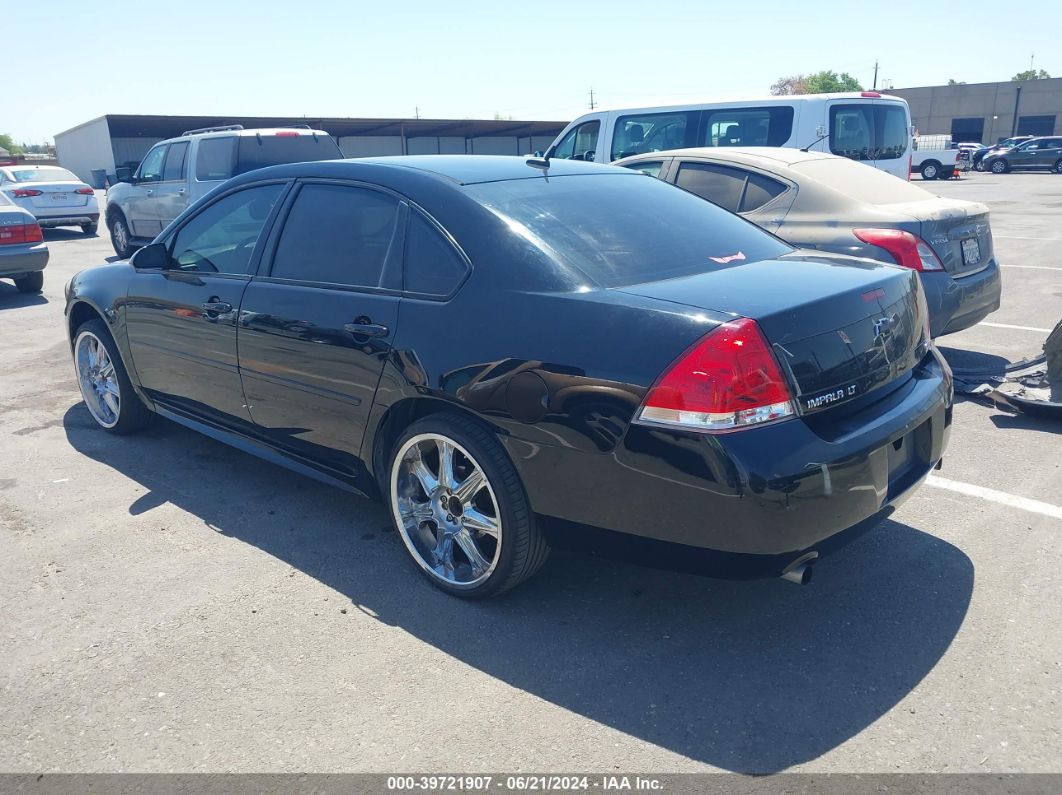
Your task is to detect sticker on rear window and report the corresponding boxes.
[709,251,745,264]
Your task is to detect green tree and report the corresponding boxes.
[0,133,23,154]
[803,70,864,94]
[1012,68,1051,81]
[770,74,807,95]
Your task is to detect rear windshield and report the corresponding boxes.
[235,134,342,176]
[792,158,933,204]
[464,173,791,288]
[7,167,78,183]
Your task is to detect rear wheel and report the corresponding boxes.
[920,161,940,180]
[81,222,98,236]
[990,159,1009,174]
[1053,159,1062,174]
[14,271,44,293]
[108,212,134,258]
[388,413,548,598]
[73,319,152,434]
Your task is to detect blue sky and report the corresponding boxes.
[6,0,1058,143]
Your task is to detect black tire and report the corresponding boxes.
[920,161,940,180]
[1053,159,1062,174]
[14,271,44,293]
[108,211,135,258]
[72,318,153,435]
[387,412,549,598]
[974,160,985,172]
[990,159,1009,174]
[82,222,98,236]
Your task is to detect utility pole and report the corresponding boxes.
[588,88,597,110]
[873,60,879,90]
[414,106,420,120]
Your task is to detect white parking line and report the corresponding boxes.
[994,235,1062,241]
[979,322,1053,333]
[999,264,1062,271]
[926,476,1062,520]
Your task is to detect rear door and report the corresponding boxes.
[153,140,191,229]
[127,144,167,238]
[237,181,403,473]
[827,100,909,178]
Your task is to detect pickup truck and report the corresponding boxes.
[105,125,342,258]
[911,134,960,181]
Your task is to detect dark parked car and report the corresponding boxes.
[982,136,1062,173]
[65,156,952,598]
[971,136,1032,171]
[615,147,1002,338]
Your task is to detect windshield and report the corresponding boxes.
[464,173,791,288]
[7,167,78,183]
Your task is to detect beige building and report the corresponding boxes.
[887,77,1062,143]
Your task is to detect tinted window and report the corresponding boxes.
[235,134,343,175]
[675,162,746,212]
[830,103,909,161]
[465,173,791,288]
[162,141,188,182]
[622,160,665,177]
[271,184,400,288]
[195,137,236,181]
[404,211,467,296]
[169,184,284,274]
[611,112,691,160]
[551,121,600,161]
[137,146,166,182]
[875,104,908,160]
[703,107,794,147]
[741,172,787,212]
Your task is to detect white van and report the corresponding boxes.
[545,92,914,179]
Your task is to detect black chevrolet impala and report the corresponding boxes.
[65,156,952,598]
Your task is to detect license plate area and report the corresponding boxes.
[886,420,932,500]
[961,237,981,266]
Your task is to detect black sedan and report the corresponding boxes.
[65,156,952,598]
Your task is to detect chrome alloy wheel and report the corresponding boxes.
[390,433,502,588]
[75,331,120,428]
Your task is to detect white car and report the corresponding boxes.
[0,165,100,235]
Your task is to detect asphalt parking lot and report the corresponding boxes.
[1,175,1060,775]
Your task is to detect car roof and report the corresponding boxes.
[231,155,628,187]
[162,127,331,144]
[618,146,839,168]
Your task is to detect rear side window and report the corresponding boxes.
[162,141,188,182]
[465,173,791,288]
[235,134,343,175]
[702,107,794,147]
[270,184,400,288]
[169,184,284,275]
[196,137,236,181]
[830,103,909,161]
[404,212,467,296]
[611,112,691,160]
[675,163,787,213]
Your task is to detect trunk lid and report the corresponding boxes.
[18,181,92,209]
[880,198,993,277]
[618,253,929,415]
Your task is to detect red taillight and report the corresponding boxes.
[12,188,43,198]
[637,318,795,432]
[76,187,94,195]
[274,131,300,137]
[853,228,944,272]
[0,223,44,245]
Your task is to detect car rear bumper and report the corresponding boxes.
[507,349,952,572]
[922,260,1002,337]
[35,212,99,227]
[0,244,49,277]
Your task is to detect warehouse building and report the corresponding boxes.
[888,77,1062,143]
[54,114,566,184]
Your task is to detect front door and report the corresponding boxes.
[237,181,403,475]
[127,143,167,238]
[153,140,191,230]
[124,181,288,427]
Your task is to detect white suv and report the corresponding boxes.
[105,125,342,258]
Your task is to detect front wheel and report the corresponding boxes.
[388,413,549,598]
[14,271,44,293]
[73,319,152,434]
[920,161,940,180]
[990,159,1009,174]
[108,213,134,258]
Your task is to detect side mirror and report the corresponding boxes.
[115,167,134,184]
[130,242,171,269]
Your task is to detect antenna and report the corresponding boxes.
[588,88,597,110]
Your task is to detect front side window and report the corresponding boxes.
[162,141,188,182]
[270,184,400,288]
[551,121,600,161]
[611,112,690,160]
[136,146,167,182]
[702,107,794,148]
[404,211,468,296]
[195,137,236,181]
[168,184,284,274]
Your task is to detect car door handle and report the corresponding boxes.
[201,300,233,314]
[344,321,389,338]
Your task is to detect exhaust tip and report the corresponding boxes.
[781,563,814,586]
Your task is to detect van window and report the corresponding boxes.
[830,103,909,162]
[703,107,794,147]
[551,121,600,161]
[196,137,236,181]
[611,112,691,160]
